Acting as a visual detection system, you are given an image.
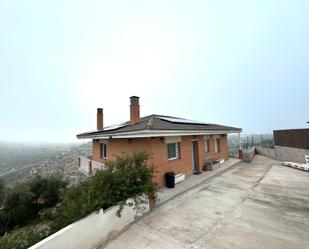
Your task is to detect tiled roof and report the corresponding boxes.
[77,114,241,139]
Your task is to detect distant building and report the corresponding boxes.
[273,129,309,150]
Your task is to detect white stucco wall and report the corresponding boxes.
[29,200,149,249]
[243,148,256,162]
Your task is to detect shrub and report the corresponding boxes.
[2,182,37,231]
[53,152,157,229]
[0,227,49,249]
[1,175,67,235]
[29,175,67,207]
[4,182,33,210]
[51,180,94,228]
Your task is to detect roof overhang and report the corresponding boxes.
[77,129,242,139]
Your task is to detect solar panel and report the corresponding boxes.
[158,116,208,125]
[103,122,127,131]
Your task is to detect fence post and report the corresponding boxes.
[88,160,93,175]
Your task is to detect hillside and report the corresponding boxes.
[0,142,91,185]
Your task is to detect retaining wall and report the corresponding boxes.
[256,146,309,163]
[29,200,149,249]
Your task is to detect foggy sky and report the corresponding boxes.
[0,0,308,142]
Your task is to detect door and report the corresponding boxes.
[192,141,200,172]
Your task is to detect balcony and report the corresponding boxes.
[77,156,106,175]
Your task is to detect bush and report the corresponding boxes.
[4,182,33,210]
[0,152,157,248]
[2,182,37,233]
[0,175,67,235]
[53,152,157,229]
[0,227,49,249]
[29,175,67,207]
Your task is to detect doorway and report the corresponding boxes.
[192,141,200,172]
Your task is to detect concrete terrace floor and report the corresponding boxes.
[99,155,309,249]
[157,158,241,205]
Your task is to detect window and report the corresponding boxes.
[167,142,180,160]
[214,138,221,153]
[100,143,108,159]
[204,139,210,153]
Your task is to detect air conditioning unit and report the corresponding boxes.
[175,174,185,184]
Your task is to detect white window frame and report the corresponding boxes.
[100,143,109,159]
[167,142,180,160]
[214,137,221,153]
[204,139,210,153]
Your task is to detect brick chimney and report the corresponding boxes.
[130,96,140,125]
[97,108,104,130]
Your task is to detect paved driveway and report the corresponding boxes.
[99,155,309,249]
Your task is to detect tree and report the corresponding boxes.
[4,182,33,210]
[53,151,157,229]
[2,182,36,232]
[0,175,67,235]
[29,175,67,207]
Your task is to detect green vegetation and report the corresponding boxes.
[0,152,157,249]
[29,175,67,207]
[53,151,157,229]
[0,227,50,249]
[0,175,67,235]
[0,179,4,202]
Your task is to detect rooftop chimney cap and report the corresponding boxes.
[97,108,103,114]
[130,96,139,105]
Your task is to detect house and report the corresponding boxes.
[77,96,242,186]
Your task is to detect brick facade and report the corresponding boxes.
[130,96,140,125]
[92,134,228,186]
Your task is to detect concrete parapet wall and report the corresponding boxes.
[29,199,149,249]
[256,146,309,163]
[243,148,256,162]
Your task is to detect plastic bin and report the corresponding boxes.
[165,172,175,188]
